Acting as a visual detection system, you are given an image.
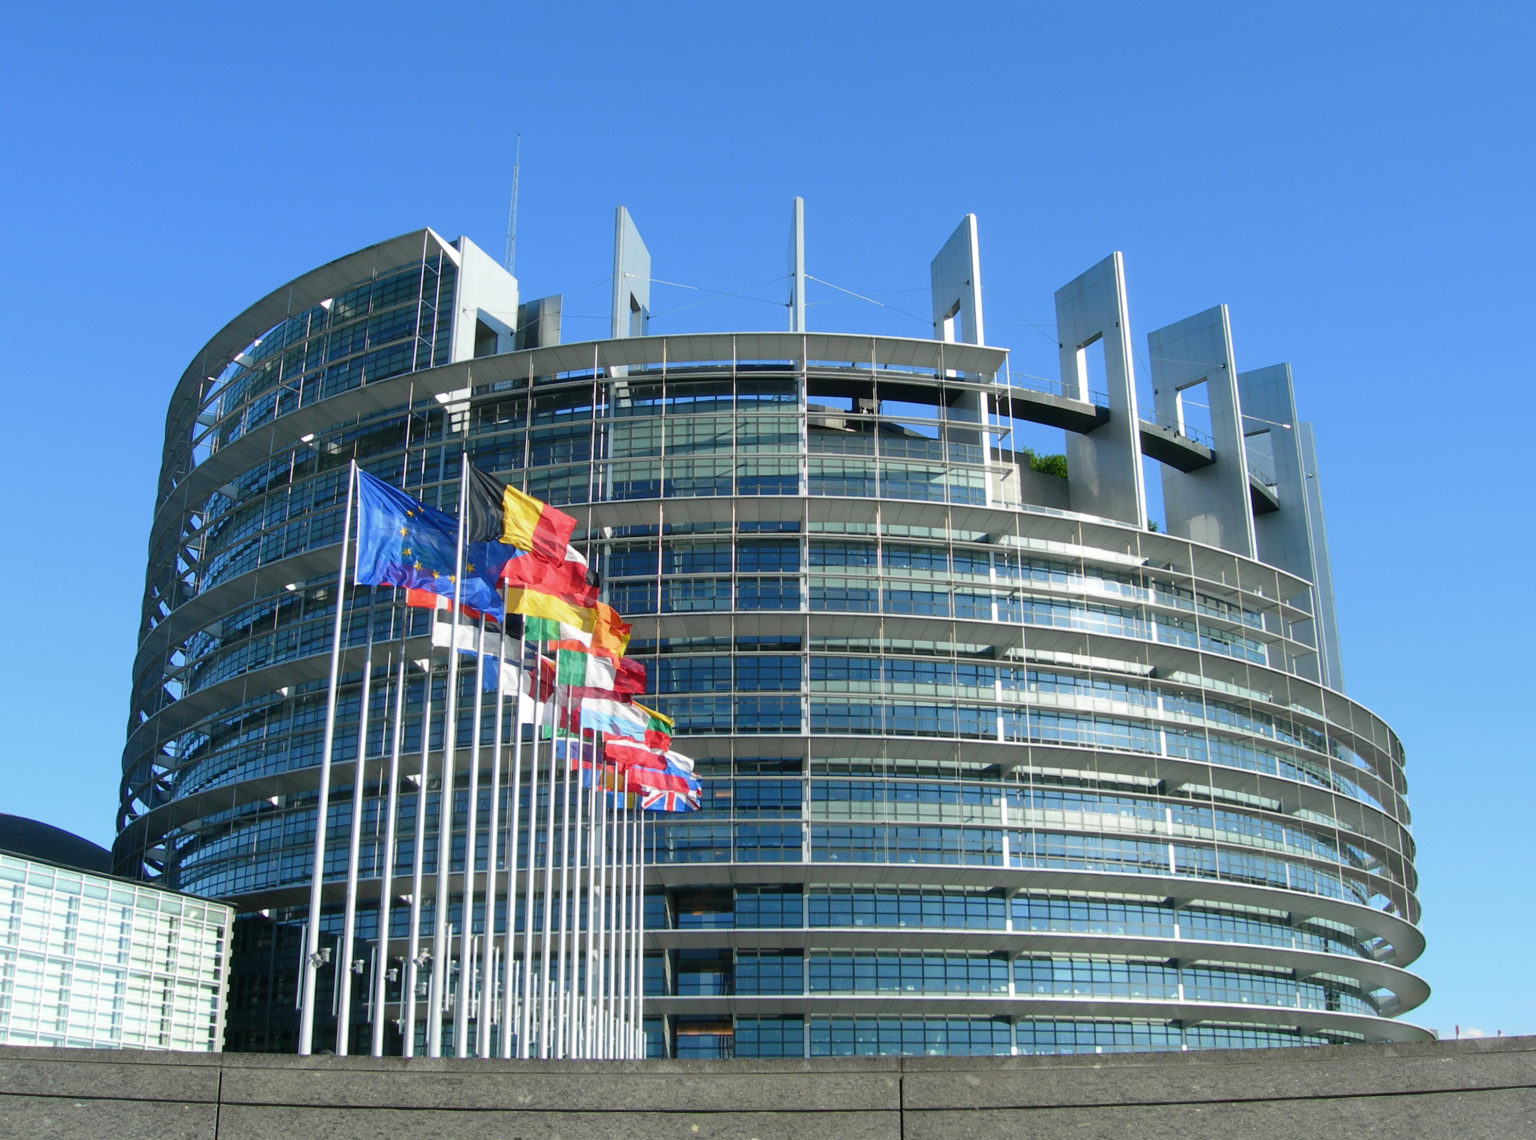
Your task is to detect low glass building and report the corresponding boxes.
[116,210,1426,1056]
[1,817,231,1051]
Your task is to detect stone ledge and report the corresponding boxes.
[0,1036,1530,1139]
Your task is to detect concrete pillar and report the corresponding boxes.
[451,236,520,362]
[930,215,984,345]
[1299,422,1345,690]
[1149,305,1255,556]
[788,197,806,333]
[1056,252,1147,528]
[611,207,651,339]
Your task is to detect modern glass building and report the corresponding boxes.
[117,207,1427,1056]
[1,816,231,1051]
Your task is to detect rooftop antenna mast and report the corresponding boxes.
[503,133,521,273]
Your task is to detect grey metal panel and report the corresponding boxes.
[514,295,562,349]
[1237,364,1323,683]
[449,236,520,361]
[927,217,988,491]
[1056,253,1147,527]
[1238,365,1312,578]
[1149,305,1256,556]
[1300,421,1346,691]
[789,197,806,332]
[930,215,984,345]
[611,206,651,338]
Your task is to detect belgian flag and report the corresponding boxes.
[466,464,577,562]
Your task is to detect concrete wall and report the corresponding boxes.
[2,1036,1533,1139]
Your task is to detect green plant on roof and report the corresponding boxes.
[1020,448,1068,478]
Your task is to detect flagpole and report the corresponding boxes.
[371,638,407,1057]
[500,622,528,1058]
[557,683,575,1058]
[427,454,473,1057]
[554,680,575,1058]
[577,712,595,1063]
[618,788,632,1057]
[589,744,607,1057]
[605,780,617,1057]
[624,797,634,1059]
[401,649,433,1057]
[477,626,507,1057]
[632,800,645,1058]
[589,731,604,1057]
[299,459,356,1057]
[518,647,544,1058]
[616,791,628,1058]
[335,591,377,1054]
[569,737,584,1061]
[455,613,489,1057]
[605,777,617,1063]
[620,786,632,1063]
[566,715,581,1061]
[568,685,587,1056]
[537,646,559,1057]
[582,726,599,1057]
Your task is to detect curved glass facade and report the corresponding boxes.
[118,228,1426,1056]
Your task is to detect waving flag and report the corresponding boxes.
[555,738,598,767]
[353,470,504,618]
[466,464,577,562]
[610,655,647,696]
[403,588,500,625]
[637,752,701,811]
[578,761,642,799]
[603,739,694,773]
[498,548,598,608]
[579,699,648,740]
[581,700,672,749]
[554,644,643,697]
[641,787,700,813]
[631,701,674,747]
[505,587,597,633]
[554,653,645,700]
[525,602,631,659]
[661,749,695,774]
[556,647,615,690]
[609,742,696,784]
[430,617,554,699]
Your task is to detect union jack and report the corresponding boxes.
[642,787,700,813]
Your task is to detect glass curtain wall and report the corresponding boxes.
[122,248,1423,1058]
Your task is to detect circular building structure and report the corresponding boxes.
[116,214,1426,1056]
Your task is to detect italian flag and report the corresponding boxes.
[556,647,615,690]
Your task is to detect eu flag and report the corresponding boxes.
[353,470,506,619]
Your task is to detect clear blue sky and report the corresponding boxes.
[2,1,1529,1041]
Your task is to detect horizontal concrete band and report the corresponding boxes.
[3,1037,1533,1139]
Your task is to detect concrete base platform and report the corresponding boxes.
[1,1036,1533,1139]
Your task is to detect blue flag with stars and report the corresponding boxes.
[353,469,506,619]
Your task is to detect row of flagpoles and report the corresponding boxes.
[296,457,699,1059]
